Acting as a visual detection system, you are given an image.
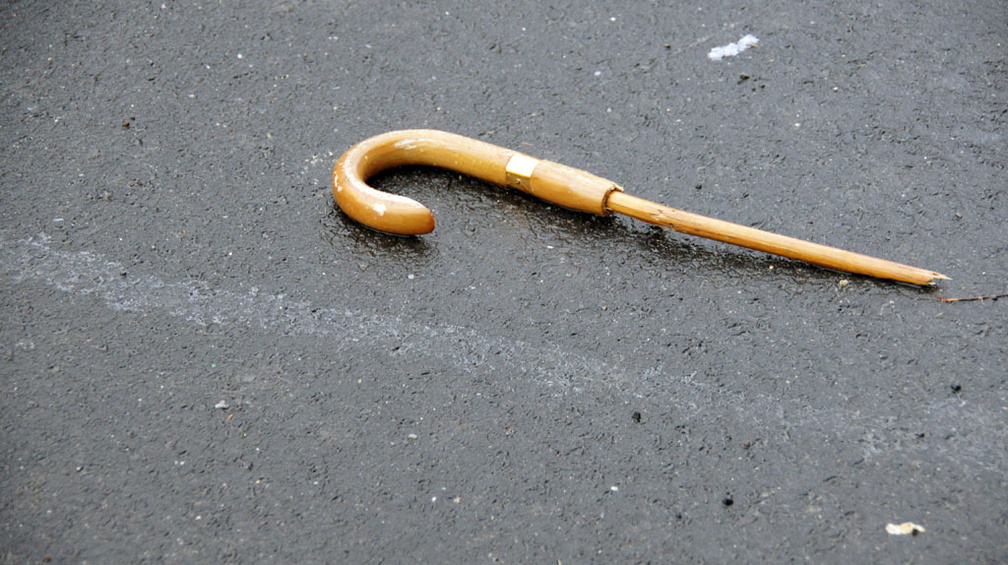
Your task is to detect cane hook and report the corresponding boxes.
[332,129,948,285]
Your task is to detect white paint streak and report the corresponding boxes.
[0,233,644,396]
[3,233,1007,479]
[708,34,759,60]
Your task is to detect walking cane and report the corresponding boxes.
[332,129,948,286]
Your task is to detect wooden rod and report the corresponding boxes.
[334,130,948,286]
[605,191,948,285]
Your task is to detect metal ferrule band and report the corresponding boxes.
[504,152,540,193]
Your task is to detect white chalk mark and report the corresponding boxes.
[708,34,759,60]
[3,233,1007,481]
[0,233,648,396]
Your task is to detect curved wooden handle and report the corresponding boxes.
[331,129,623,235]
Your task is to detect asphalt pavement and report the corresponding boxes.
[2,1,1006,562]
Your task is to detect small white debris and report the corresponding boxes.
[610,485,619,492]
[214,400,229,409]
[708,34,759,60]
[886,522,925,536]
[407,433,418,440]
[372,202,387,216]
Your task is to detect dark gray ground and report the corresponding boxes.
[2,1,1006,562]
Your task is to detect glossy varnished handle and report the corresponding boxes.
[332,129,623,235]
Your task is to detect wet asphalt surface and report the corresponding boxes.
[2,1,1006,562]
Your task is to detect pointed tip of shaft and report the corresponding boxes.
[922,272,951,286]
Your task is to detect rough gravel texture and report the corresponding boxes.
[2,1,1006,562]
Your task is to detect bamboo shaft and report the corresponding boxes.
[605,191,948,285]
